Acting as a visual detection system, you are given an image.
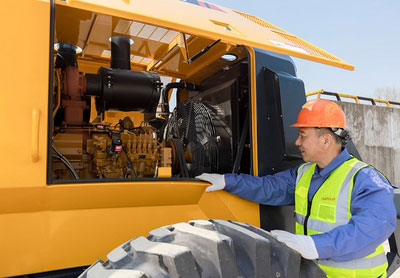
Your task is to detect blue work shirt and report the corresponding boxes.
[224,148,396,261]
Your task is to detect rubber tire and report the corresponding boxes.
[78,220,325,278]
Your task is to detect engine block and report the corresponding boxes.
[53,124,172,180]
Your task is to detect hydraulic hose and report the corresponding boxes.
[162,81,199,115]
[52,144,79,179]
[170,138,189,178]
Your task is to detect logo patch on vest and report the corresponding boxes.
[321,197,336,201]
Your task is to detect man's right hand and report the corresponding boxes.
[195,173,226,192]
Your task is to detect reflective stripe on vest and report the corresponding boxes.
[295,213,341,233]
[294,158,387,274]
[318,252,387,270]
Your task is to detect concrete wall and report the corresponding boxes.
[337,102,400,186]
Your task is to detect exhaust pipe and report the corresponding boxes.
[110,36,131,70]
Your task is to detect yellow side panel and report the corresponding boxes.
[0,0,50,188]
[0,181,259,276]
[62,0,353,70]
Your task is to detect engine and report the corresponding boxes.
[52,122,172,179]
[86,123,171,179]
[51,36,237,181]
[52,37,173,180]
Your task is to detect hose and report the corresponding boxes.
[122,146,137,178]
[170,138,189,178]
[162,81,199,115]
[52,145,79,179]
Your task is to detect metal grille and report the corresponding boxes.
[234,10,340,62]
[167,101,220,175]
[276,32,340,61]
[234,10,287,33]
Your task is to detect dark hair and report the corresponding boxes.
[315,128,342,145]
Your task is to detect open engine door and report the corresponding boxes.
[59,0,353,70]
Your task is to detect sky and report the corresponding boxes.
[207,0,400,100]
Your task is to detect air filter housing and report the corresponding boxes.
[84,36,161,116]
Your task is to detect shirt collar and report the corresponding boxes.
[316,148,352,177]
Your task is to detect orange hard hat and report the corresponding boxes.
[290,100,346,128]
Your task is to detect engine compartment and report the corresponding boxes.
[50,9,250,182]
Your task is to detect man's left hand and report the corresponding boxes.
[271,230,319,260]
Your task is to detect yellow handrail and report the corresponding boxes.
[373,99,391,107]
[306,90,399,108]
[306,90,324,99]
[337,94,359,104]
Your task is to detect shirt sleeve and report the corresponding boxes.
[311,167,396,261]
[224,167,298,206]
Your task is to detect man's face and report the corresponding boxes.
[295,127,325,163]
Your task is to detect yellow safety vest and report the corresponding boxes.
[295,157,387,278]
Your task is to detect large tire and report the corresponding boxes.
[78,220,325,278]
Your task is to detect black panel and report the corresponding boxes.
[254,49,306,176]
[253,49,307,231]
[277,72,306,158]
[255,67,286,175]
[259,205,296,233]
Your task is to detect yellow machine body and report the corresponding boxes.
[0,0,353,276]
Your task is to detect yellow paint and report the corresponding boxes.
[1,0,49,188]
[88,98,145,126]
[31,109,41,162]
[199,191,260,226]
[89,96,97,122]
[0,181,258,276]
[157,167,172,178]
[209,19,245,37]
[306,89,325,99]
[57,0,354,70]
[104,111,144,127]
[247,47,259,176]
[147,32,187,71]
[373,99,391,107]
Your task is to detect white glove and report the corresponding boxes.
[271,230,319,260]
[195,173,226,192]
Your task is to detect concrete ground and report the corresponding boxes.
[391,269,400,277]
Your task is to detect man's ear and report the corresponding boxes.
[322,133,331,147]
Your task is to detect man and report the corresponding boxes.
[197,100,396,277]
